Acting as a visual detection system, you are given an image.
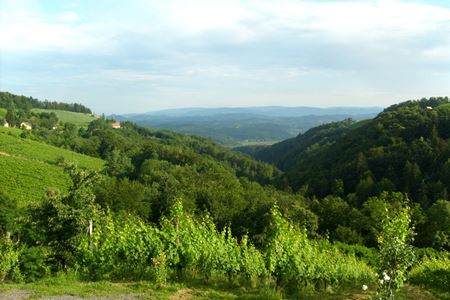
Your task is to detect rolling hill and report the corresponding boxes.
[0,126,104,205]
[241,97,450,206]
[114,106,382,147]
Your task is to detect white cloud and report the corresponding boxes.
[142,0,450,40]
[1,0,449,112]
[0,1,116,53]
[2,0,450,55]
[57,12,80,23]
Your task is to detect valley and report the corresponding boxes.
[0,93,448,299]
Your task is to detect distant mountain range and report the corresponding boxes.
[113,106,382,147]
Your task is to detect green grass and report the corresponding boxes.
[0,126,21,136]
[0,108,6,119]
[31,108,97,127]
[0,275,439,300]
[0,127,104,205]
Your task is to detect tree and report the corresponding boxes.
[104,149,133,178]
[422,200,450,250]
[5,107,16,127]
[27,163,101,267]
[374,192,415,300]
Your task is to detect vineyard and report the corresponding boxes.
[0,96,449,299]
[0,127,104,170]
[0,127,104,205]
[0,155,70,205]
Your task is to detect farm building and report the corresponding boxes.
[111,122,121,129]
[20,122,32,130]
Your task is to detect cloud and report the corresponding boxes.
[0,1,117,53]
[1,0,449,112]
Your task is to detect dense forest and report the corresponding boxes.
[0,93,449,299]
[0,92,92,114]
[240,97,450,249]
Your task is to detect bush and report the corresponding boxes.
[0,237,22,282]
[19,246,51,281]
[76,212,163,280]
[264,206,374,291]
[374,193,415,300]
[409,255,450,297]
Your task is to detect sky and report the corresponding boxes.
[1,0,450,114]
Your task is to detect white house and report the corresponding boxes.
[2,121,9,128]
[20,122,32,130]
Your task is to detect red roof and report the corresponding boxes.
[111,122,121,128]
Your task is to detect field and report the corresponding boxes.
[0,276,440,300]
[0,127,104,205]
[31,108,97,127]
[0,127,104,169]
[0,154,71,205]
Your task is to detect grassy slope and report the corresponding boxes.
[0,108,6,118]
[31,108,97,127]
[0,127,104,205]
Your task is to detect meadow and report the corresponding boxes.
[31,108,97,127]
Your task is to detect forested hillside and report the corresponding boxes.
[116,106,380,147]
[1,93,449,299]
[0,92,92,114]
[242,97,450,249]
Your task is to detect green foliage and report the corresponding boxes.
[264,206,374,290]
[0,127,104,205]
[375,193,415,299]
[249,97,450,223]
[0,237,22,282]
[0,154,71,205]
[5,107,17,127]
[76,213,163,280]
[74,200,373,294]
[94,177,151,219]
[409,254,450,298]
[0,193,19,235]
[2,93,447,297]
[0,91,92,114]
[160,200,265,279]
[27,164,101,268]
[152,252,168,287]
[0,127,104,170]
[19,246,51,281]
[420,200,450,250]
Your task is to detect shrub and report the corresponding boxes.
[409,255,450,296]
[374,193,415,300]
[19,246,51,281]
[264,206,374,290]
[0,237,22,282]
